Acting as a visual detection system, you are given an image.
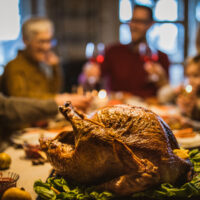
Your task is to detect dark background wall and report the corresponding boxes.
[45,0,119,61]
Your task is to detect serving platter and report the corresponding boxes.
[36,170,200,200]
[11,130,57,145]
[35,149,200,200]
[176,133,200,149]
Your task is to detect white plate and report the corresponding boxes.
[11,131,57,145]
[176,134,200,148]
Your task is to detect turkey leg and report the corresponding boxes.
[98,139,159,196]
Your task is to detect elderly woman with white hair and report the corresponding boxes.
[1,17,92,109]
[2,17,61,99]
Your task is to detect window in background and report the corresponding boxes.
[148,23,178,54]
[119,0,132,44]
[169,64,184,87]
[0,0,23,75]
[97,43,105,55]
[119,0,188,87]
[0,0,20,40]
[196,1,200,21]
[148,0,185,66]
[195,1,200,55]
[135,0,153,7]
[119,0,132,23]
[147,23,184,63]
[85,42,95,59]
[187,0,199,57]
[119,24,132,44]
[154,0,177,21]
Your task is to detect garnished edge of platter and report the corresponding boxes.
[34,148,200,200]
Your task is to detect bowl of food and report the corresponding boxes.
[174,128,200,148]
[23,143,41,159]
[0,171,19,196]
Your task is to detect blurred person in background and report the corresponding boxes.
[175,24,200,120]
[176,55,200,120]
[81,5,170,98]
[1,17,92,110]
[79,61,102,91]
[158,24,200,121]
[158,55,200,120]
[0,92,69,151]
[2,17,61,99]
[0,90,93,151]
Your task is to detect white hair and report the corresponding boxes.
[22,17,54,41]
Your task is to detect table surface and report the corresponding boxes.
[3,147,52,199]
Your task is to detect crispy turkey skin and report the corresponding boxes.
[40,102,192,196]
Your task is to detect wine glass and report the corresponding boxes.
[139,42,158,62]
[83,43,104,91]
[139,43,159,82]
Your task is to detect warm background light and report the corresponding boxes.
[185,85,192,93]
[98,89,107,99]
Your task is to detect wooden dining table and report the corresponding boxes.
[3,146,52,199]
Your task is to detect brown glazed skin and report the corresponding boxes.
[40,102,192,196]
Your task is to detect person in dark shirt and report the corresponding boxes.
[0,93,56,151]
[0,92,92,151]
[81,5,170,98]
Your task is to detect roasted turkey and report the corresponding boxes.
[40,102,192,196]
